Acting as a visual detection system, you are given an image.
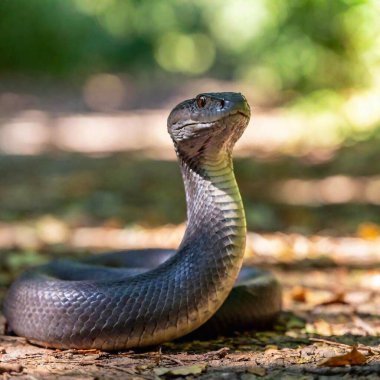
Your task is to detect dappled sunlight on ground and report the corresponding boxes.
[0,104,377,158]
[0,108,319,157]
[272,175,380,205]
[1,219,380,270]
[1,80,380,158]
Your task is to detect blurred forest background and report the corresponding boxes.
[1,0,380,294]
[1,2,380,376]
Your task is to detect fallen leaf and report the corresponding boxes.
[319,346,367,367]
[0,363,23,374]
[247,366,266,376]
[205,347,230,359]
[357,223,380,240]
[290,286,307,302]
[154,364,206,376]
[318,291,347,306]
[310,319,333,336]
[264,344,279,355]
[305,289,336,306]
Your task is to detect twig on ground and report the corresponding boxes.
[95,363,140,375]
[160,355,185,366]
[309,338,380,354]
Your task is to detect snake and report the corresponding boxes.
[4,92,281,350]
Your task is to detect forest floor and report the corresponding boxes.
[1,256,380,379]
[1,152,380,379]
[0,81,380,379]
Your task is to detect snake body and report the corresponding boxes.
[4,92,281,350]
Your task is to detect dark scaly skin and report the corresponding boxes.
[4,92,281,350]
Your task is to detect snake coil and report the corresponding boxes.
[4,92,281,350]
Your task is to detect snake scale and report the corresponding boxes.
[4,92,281,350]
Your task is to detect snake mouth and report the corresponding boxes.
[173,116,249,143]
[213,108,251,125]
[180,109,250,130]
[235,110,250,119]
[233,110,251,119]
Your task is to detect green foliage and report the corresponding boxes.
[0,0,378,97]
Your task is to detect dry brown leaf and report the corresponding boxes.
[0,363,23,374]
[247,366,267,376]
[153,364,206,376]
[318,291,348,306]
[205,347,230,359]
[310,319,333,336]
[357,223,380,240]
[290,286,308,302]
[319,346,367,367]
[264,344,279,355]
[290,287,336,307]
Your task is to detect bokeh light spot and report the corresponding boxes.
[344,90,380,130]
[208,0,269,52]
[0,111,50,154]
[99,3,133,38]
[155,33,215,75]
[83,73,126,111]
[73,0,115,16]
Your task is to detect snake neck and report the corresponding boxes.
[177,148,246,275]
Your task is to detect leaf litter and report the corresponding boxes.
[0,153,380,378]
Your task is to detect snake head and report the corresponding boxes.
[168,92,250,155]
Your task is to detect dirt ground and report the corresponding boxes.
[0,154,380,379]
[1,261,380,380]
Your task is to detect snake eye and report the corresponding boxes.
[196,96,207,108]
